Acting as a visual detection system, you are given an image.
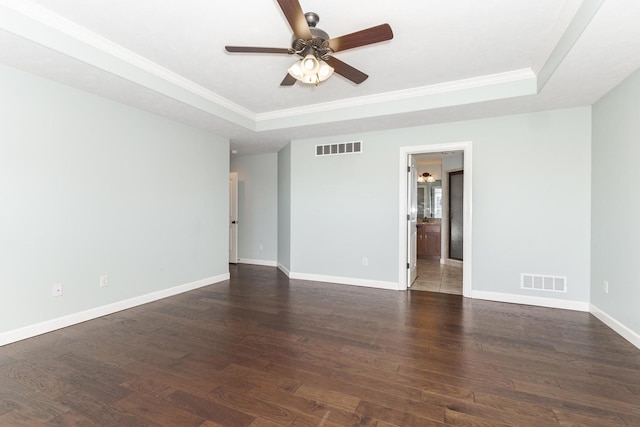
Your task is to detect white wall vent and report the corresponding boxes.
[315,141,362,156]
[521,274,567,293]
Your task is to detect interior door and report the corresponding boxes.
[449,170,464,260]
[407,156,418,287]
[229,172,238,264]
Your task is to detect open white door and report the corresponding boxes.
[407,156,418,287]
[229,172,238,264]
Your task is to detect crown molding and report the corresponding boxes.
[255,69,537,131]
[2,0,590,134]
[257,69,536,122]
[0,0,257,128]
[534,0,604,92]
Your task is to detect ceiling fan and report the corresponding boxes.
[225,0,393,86]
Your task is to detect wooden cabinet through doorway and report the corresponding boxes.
[417,224,441,260]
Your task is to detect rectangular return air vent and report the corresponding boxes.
[521,273,567,293]
[316,141,362,156]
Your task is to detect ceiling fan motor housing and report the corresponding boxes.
[291,13,331,59]
[309,27,329,42]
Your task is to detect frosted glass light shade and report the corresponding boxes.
[288,54,334,85]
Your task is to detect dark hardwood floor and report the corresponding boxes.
[1,264,639,426]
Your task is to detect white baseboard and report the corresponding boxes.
[289,271,398,290]
[471,290,590,312]
[590,304,640,350]
[277,263,291,277]
[0,273,229,347]
[237,258,277,267]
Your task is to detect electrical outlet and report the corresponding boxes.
[362,257,368,266]
[259,244,263,251]
[100,275,109,288]
[603,281,609,294]
[52,283,63,297]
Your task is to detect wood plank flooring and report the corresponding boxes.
[0,264,639,426]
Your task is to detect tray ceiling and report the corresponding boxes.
[0,0,639,154]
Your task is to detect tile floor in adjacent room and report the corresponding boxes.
[411,258,463,295]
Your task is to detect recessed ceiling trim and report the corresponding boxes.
[0,0,539,136]
[0,0,612,140]
[255,69,537,131]
[534,0,605,92]
[259,69,536,121]
[532,0,583,75]
[0,0,257,129]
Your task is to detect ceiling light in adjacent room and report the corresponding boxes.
[417,173,436,183]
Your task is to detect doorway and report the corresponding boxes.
[398,142,472,297]
[229,172,238,264]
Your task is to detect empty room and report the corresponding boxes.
[1,1,639,425]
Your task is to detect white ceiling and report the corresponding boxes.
[1,0,639,155]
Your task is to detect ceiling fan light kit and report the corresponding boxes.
[225,0,393,86]
[287,54,334,85]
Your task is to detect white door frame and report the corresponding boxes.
[407,155,418,287]
[398,141,473,297]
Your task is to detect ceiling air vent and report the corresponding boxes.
[521,273,567,293]
[315,141,362,157]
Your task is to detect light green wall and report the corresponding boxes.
[592,68,640,337]
[0,63,230,335]
[290,107,592,302]
[277,143,291,272]
[290,137,399,283]
[231,153,278,263]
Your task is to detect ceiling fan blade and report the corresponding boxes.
[329,24,393,53]
[325,57,368,84]
[225,46,292,54]
[280,73,297,86]
[276,0,312,40]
